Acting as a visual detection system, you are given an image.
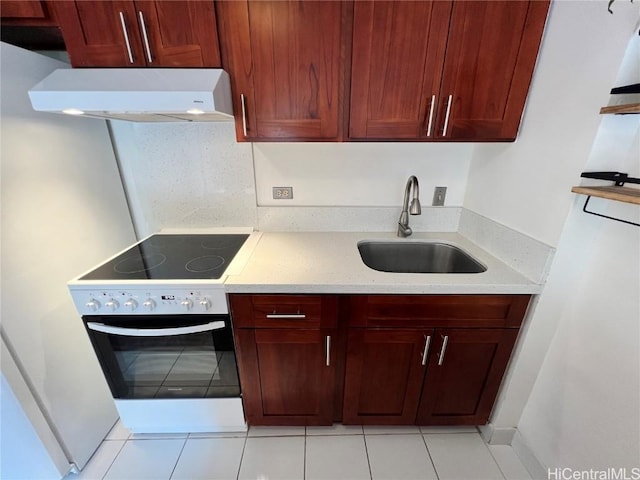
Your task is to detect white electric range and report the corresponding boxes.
[68,229,261,433]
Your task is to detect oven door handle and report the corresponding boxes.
[86,321,226,337]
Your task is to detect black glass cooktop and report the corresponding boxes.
[80,234,249,281]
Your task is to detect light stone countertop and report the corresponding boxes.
[224,231,542,295]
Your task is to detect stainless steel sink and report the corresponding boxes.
[357,241,486,274]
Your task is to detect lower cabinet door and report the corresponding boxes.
[416,328,519,425]
[343,329,433,424]
[235,328,336,425]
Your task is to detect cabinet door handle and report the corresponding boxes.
[442,94,453,137]
[240,94,248,137]
[325,335,331,367]
[421,335,431,366]
[426,95,436,137]
[265,313,306,319]
[437,335,449,366]
[118,11,134,64]
[138,11,153,64]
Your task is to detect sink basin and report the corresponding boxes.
[357,241,487,274]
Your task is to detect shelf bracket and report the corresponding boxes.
[581,195,640,228]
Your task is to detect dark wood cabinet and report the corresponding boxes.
[217,0,348,141]
[1,1,57,25]
[416,328,519,425]
[229,295,340,426]
[349,0,549,141]
[52,0,221,67]
[342,295,530,426]
[343,329,433,424]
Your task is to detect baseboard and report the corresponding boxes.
[511,430,548,480]
[478,424,516,445]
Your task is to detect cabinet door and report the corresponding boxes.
[349,1,451,140]
[416,328,519,425]
[53,0,146,67]
[1,1,57,25]
[343,329,432,424]
[218,0,344,141]
[235,329,336,426]
[437,1,549,141]
[134,1,220,67]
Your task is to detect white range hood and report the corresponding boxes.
[28,68,234,122]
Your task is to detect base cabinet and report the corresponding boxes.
[417,328,519,425]
[230,294,530,427]
[229,295,340,426]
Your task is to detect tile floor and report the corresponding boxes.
[66,421,533,480]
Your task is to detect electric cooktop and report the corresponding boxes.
[79,234,250,281]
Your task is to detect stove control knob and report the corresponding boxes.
[181,298,193,311]
[123,299,138,311]
[142,299,156,311]
[85,299,101,312]
[199,298,211,311]
[104,299,120,311]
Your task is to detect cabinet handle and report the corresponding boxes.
[118,12,134,64]
[265,313,306,319]
[325,335,331,367]
[426,95,436,137]
[138,11,153,64]
[437,335,449,366]
[442,94,453,137]
[421,335,431,366]
[240,94,248,137]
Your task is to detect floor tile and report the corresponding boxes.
[71,440,125,480]
[171,437,245,480]
[424,433,505,480]
[420,425,478,434]
[130,432,188,440]
[103,439,185,480]
[105,420,131,441]
[366,434,437,480]
[238,436,304,480]
[188,430,247,439]
[306,424,364,435]
[306,434,371,480]
[364,425,421,435]
[489,445,533,480]
[247,425,306,437]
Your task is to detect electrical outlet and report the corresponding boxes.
[432,186,447,206]
[273,187,293,200]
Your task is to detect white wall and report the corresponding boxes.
[253,143,471,207]
[464,0,639,247]
[1,43,137,470]
[459,1,640,471]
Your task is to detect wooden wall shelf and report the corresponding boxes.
[599,103,640,115]
[571,185,640,205]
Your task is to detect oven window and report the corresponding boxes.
[86,315,240,399]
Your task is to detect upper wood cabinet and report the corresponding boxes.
[52,0,221,67]
[349,0,549,141]
[217,1,347,141]
[1,1,57,25]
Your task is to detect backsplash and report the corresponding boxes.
[110,122,472,237]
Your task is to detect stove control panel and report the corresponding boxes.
[72,287,229,315]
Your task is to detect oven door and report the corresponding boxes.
[83,314,240,399]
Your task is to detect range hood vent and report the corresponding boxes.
[28,69,234,122]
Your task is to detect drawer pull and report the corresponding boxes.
[265,313,306,319]
[325,335,331,367]
[421,335,431,366]
[437,335,449,366]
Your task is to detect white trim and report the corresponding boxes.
[511,430,547,480]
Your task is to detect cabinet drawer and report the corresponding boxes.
[348,295,531,328]
[229,294,338,329]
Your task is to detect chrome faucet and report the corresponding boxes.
[397,176,422,237]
